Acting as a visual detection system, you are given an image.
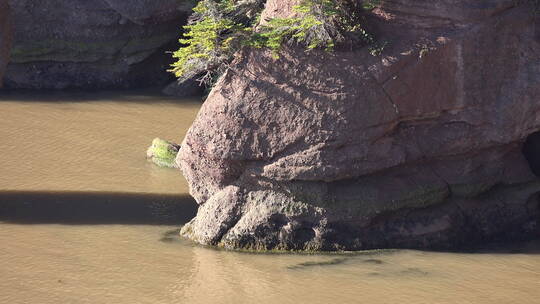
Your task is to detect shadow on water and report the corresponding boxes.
[287,258,348,269]
[160,228,183,243]
[3,191,537,256]
[0,191,198,225]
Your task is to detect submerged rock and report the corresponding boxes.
[4,0,193,89]
[147,138,180,169]
[0,0,12,87]
[178,0,540,251]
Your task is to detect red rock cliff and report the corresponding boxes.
[178,0,540,251]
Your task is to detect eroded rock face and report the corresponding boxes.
[0,0,12,87]
[179,0,540,251]
[4,0,193,89]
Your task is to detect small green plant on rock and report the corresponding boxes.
[250,0,372,55]
[146,138,181,168]
[170,0,381,87]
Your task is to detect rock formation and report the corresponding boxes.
[3,0,193,89]
[0,0,12,87]
[178,0,540,251]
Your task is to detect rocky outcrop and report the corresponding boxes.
[0,0,12,87]
[3,0,193,89]
[178,0,540,251]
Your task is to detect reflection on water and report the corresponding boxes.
[0,90,539,304]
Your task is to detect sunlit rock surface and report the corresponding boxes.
[179,0,540,251]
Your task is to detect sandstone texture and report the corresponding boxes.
[0,0,12,87]
[3,0,193,89]
[179,0,540,251]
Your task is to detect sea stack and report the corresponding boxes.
[178,0,540,251]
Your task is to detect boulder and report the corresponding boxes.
[0,0,12,87]
[179,0,540,250]
[4,0,193,89]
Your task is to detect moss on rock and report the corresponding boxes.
[146,138,181,168]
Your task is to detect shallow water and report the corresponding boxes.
[1,90,539,304]
[0,89,200,194]
[1,224,540,304]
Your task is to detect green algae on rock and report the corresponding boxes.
[146,138,181,168]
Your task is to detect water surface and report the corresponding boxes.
[0,90,539,304]
[0,90,200,193]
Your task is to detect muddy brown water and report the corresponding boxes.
[1,90,539,304]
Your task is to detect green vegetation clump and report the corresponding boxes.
[251,0,370,54]
[169,0,256,85]
[146,138,181,168]
[170,0,381,86]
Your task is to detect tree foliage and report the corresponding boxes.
[170,0,379,86]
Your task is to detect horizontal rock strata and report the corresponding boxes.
[4,0,193,89]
